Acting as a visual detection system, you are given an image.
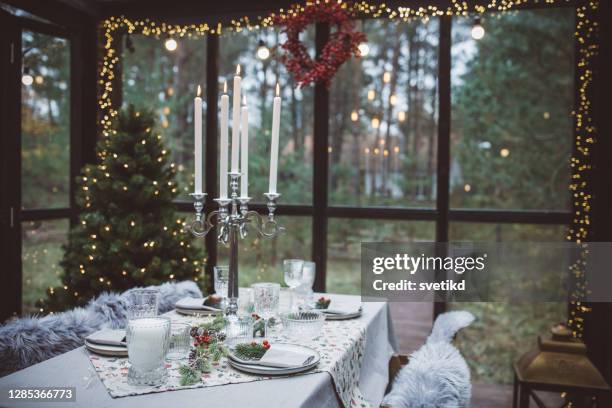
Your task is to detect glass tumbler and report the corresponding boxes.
[126,316,171,386]
[166,322,191,361]
[252,282,280,338]
[125,289,160,320]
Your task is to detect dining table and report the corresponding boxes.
[0,292,397,408]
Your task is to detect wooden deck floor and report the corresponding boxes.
[388,302,516,407]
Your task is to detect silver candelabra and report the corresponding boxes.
[187,172,283,320]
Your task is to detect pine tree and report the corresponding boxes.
[40,106,204,312]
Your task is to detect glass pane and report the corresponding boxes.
[329,19,439,207]
[217,216,312,287]
[122,35,207,196]
[450,9,574,210]
[21,31,70,209]
[219,28,314,204]
[327,219,435,294]
[22,219,69,314]
[449,223,567,385]
[178,211,209,293]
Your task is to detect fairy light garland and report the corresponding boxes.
[98,0,600,338]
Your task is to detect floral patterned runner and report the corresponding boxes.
[87,310,370,408]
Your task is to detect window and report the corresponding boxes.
[20,29,71,313]
[327,219,434,294]
[219,29,314,204]
[450,9,574,210]
[329,19,439,208]
[122,35,207,195]
[22,219,69,314]
[21,30,70,209]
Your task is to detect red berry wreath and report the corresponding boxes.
[274,2,366,88]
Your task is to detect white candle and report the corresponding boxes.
[220,81,229,199]
[127,318,168,372]
[194,85,203,195]
[269,83,281,194]
[240,95,249,197]
[231,64,241,173]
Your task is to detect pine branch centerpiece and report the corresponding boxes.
[179,316,230,386]
[233,340,271,361]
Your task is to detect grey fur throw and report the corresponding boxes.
[382,310,475,408]
[0,280,202,378]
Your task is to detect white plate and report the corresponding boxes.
[228,344,320,376]
[322,309,362,320]
[85,340,128,357]
[175,307,222,317]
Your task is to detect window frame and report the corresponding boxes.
[0,6,96,320]
[170,7,577,313]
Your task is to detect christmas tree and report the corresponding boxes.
[41,106,204,312]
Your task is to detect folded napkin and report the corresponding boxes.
[256,347,315,368]
[175,297,220,311]
[321,302,362,315]
[86,329,126,347]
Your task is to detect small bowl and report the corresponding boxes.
[280,310,325,340]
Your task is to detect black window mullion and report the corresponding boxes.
[205,33,219,290]
[312,22,330,293]
[434,14,452,318]
[0,11,22,320]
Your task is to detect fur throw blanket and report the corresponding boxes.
[382,311,475,408]
[0,281,202,378]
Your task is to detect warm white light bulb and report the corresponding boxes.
[164,38,178,51]
[257,45,270,60]
[357,42,370,57]
[471,24,485,40]
[22,74,33,86]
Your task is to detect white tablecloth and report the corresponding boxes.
[0,294,396,408]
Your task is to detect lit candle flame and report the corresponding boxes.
[236,64,241,75]
[242,95,247,105]
[276,83,280,97]
[197,85,201,97]
[223,81,227,93]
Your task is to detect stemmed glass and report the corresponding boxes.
[283,259,304,311]
[252,282,280,338]
[298,261,316,309]
[214,265,229,310]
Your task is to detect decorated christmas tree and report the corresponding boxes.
[41,106,204,312]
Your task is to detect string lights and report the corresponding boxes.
[99,0,599,339]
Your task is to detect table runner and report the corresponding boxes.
[88,309,370,408]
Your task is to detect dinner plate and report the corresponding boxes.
[85,340,128,357]
[322,309,362,320]
[175,307,222,317]
[227,344,320,376]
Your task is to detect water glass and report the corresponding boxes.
[283,259,304,311]
[225,315,254,346]
[296,262,316,309]
[126,316,170,386]
[252,282,280,338]
[125,289,159,320]
[214,265,230,309]
[166,322,191,361]
[238,287,254,315]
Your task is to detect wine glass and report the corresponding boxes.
[298,261,316,309]
[214,265,229,310]
[283,259,304,311]
[252,282,280,338]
